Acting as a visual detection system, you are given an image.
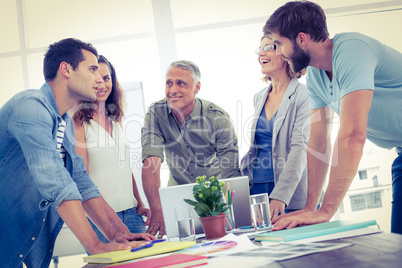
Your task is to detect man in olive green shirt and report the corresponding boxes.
[141,60,241,238]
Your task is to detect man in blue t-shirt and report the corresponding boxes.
[263,1,402,234]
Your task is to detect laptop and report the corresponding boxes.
[159,176,253,239]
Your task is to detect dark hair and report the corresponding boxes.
[43,38,98,82]
[72,55,126,125]
[263,1,329,43]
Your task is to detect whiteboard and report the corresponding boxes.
[122,81,148,207]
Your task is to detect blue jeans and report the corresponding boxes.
[391,152,402,234]
[85,207,146,254]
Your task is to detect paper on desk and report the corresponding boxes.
[218,241,352,262]
[218,233,256,246]
[201,233,258,257]
[219,233,257,249]
[205,234,275,268]
[260,227,382,244]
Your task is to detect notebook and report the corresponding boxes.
[159,176,252,239]
[105,254,208,268]
[84,241,195,264]
[254,220,378,242]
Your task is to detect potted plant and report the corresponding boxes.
[184,175,229,239]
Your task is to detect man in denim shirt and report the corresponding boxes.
[0,38,153,268]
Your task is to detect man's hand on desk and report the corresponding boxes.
[87,232,156,255]
[111,232,155,244]
[272,209,331,231]
[271,207,309,225]
[87,240,148,255]
[146,211,166,238]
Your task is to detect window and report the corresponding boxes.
[350,191,382,212]
[350,195,366,212]
[366,191,382,209]
[359,170,368,180]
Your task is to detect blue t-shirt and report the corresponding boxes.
[253,106,275,183]
[307,32,402,149]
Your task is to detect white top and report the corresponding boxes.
[57,119,67,161]
[84,119,137,212]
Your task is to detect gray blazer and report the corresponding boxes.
[240,78,310,210]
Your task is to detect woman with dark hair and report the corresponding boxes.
[240,36,310,222]
[73,55,151,244]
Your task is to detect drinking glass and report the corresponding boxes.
[174,205,196,241]
[249,193,271,229]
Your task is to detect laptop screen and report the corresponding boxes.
[159,176,252,239]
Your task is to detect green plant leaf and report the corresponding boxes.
[194,203,211,217]
[189,175,229,216]
[210,211,220,216]
[212,188,220,199]
[193,184,202,194]
[183,199,197,206]
[221,206,229,212]
[194,195,204,203]
[203,187,212,199]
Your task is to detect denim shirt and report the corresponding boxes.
[0,83,99,267]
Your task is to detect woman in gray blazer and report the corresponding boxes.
[240,36,310,222]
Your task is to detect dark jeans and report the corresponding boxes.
[391,152,402,234]
[250,182,275,196]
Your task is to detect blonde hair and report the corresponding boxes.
[261,36,306,83]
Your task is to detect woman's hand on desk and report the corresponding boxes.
[269,199,285,222]
[271,209,331,231]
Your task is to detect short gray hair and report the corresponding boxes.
[166,60,201,83]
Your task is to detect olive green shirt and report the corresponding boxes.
[141,98,241,185]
